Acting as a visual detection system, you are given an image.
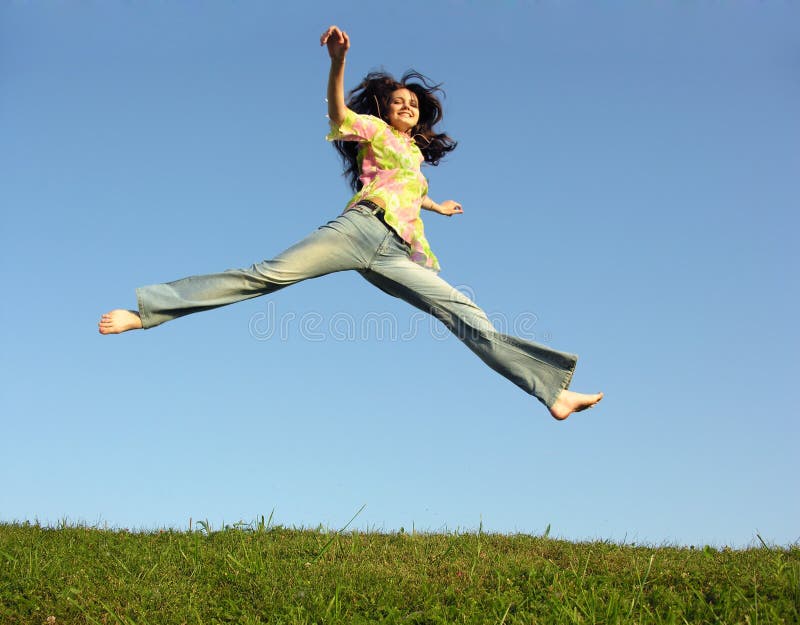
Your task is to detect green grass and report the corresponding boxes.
[1,519,798,624]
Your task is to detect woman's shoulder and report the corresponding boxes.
[329,110,389,143]
[352,112,388,129]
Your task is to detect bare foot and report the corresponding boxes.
[98,309,143,334]
[549,389,604,421]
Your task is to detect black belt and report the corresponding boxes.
[357,199,387,221]
[357,199,394,231]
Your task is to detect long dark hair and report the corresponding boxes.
[333,70,458,192]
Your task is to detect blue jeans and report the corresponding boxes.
[136,205,577,407]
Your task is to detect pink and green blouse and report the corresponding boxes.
[326,109,440,272]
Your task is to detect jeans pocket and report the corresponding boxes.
[376,232,410,258]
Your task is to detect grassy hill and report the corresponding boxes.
[1,520,797,624]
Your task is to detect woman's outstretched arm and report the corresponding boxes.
[421,197,464,216]
[320,25,350,127]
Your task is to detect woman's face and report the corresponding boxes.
[386,88,419,133]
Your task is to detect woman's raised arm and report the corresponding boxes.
[320,25,350,127]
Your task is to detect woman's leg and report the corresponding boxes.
[100,211,377,333]
[362,241,601,417]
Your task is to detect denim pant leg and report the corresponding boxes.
[136,210,378,329]
[361,233,578,408]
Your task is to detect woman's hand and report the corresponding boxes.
[422,198,463,216]
[320,25,350,62]
[437,200,463,216]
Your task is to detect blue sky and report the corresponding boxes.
[2,1,798,547]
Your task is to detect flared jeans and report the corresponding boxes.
[136,205,577,408]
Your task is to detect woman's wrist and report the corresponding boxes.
[422,198,439,212]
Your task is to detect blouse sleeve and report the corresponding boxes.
[326,109,384,143]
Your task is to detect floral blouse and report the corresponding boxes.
[326,109,440,271]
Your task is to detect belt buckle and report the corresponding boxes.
[360,200,383,216]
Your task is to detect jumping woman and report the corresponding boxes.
[99,25,603,420]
